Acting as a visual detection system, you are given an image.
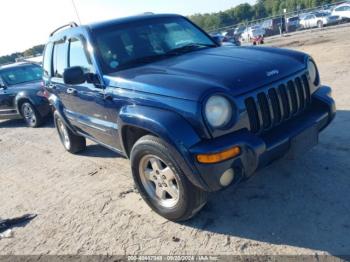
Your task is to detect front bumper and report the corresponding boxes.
[189,86,335,192]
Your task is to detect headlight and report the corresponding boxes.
[307,59,320,86]
[205,95,232,128]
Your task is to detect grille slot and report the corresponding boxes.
[302,74,311,104]
[245,73,312,134]
[295,77,305,109]
[268,88,281,124]
[245,97,260,133]
[278,84,291,120]
[257,92,271,129]
[287,80,298,114]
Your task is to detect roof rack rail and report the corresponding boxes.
[50,22,78,37]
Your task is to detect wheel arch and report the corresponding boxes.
[49,94,79,134]
[118,105,209,191]
[15,92,36,116]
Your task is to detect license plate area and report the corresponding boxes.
[287,125,319,159]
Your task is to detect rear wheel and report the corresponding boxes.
[21,102,42,128]
[54,112,86,154]
[130,135,207,221]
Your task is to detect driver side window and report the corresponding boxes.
[69,38,93,72]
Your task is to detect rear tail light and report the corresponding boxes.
[37,82,50,98]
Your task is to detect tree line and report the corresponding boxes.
[189,0,342,31]
[0,45,44,66]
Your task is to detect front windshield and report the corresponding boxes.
[93,16,216,73]
[0,65,43,86]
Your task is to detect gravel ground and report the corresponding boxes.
[0,25,350,257]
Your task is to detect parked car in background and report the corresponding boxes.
[261,17,285,36]
[300,12,340,28]
[210,33,224,44]
[240,25,265,44]
[332,3,350,21]
[215,32,241,46]
[44,14,335,221]
[233,25,246,38]
[0,63,50,127]
[286,16,300,32]
[222,36,241,46]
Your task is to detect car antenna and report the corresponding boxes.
[71,0,82,25]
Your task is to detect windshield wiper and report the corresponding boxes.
[166,43,216,55]
[116,54,174,69]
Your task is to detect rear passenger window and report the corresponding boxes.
[43,43,53,77]
[69,38,92,71]
[53,42,68,78]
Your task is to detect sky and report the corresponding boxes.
[0,0,255,56]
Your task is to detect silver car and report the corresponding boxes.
[300,12,340,28]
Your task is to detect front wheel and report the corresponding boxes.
[54,112,86,154]
[317,21,323,28]
[130,135,207,221]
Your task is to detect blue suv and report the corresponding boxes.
[43,14,335,221]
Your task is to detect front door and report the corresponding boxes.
[0,78,18,119]
[63,37,117,148]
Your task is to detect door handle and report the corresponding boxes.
[104,94,113,101]
[66,88,77,95]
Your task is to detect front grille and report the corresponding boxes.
[245,73,311,134]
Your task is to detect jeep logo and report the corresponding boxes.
[266,69,280,77]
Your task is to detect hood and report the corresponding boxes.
[105,46,307,101]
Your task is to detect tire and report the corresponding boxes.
[20,102,43,128]
[54,112,86,154]
[130,135,208,221]
[317,21,323,28]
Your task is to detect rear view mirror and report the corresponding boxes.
[63,66,86,85]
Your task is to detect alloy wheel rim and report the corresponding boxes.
[139,155,180,208]
[23,104,36,125]
[57,119,70,149]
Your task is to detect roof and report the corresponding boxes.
[337,3,350,6]
[88,13,182,31]
[0,62,36,70]
[48,13,182,41]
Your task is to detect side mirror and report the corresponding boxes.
[0,83,6,90]
[63,66,86,85]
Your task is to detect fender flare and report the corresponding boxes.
[15,91,50,117]
[49,94,79,134]
[118,105,210,191]
[15,91,37,114]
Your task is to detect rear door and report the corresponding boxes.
[343,6,350,18]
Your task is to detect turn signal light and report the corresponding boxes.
[196,146,241,164]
